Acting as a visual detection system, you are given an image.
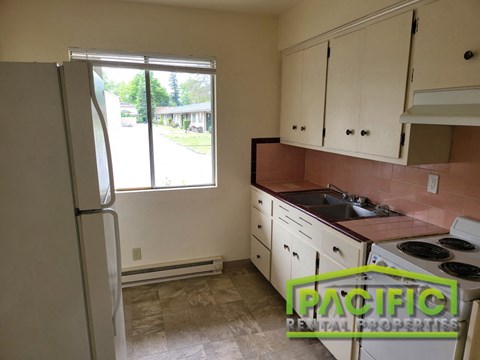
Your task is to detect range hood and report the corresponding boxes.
[400,87,480,126]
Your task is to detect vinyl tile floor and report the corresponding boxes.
[122,260,337,360]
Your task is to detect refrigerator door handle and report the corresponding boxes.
[103,209,123,336]
[87,63,116,209]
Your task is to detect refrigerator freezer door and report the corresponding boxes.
[0,62,92,359]
[78,211,126,360]
[62,61,115,211]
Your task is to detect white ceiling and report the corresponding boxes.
[121,0,305,15]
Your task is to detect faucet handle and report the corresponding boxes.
[357,196,367,205]
[376,204,391,215]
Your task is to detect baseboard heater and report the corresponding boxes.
[121,256,223,287]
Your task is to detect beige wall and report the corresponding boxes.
[0,0,280,268]
[278,0,403,50]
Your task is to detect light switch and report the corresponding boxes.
[427,174,439,194]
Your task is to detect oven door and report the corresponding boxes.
[360,272,464,360]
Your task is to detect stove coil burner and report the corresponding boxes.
[437,237,477,251]
[397,241,452,261]
[439,262,480,281]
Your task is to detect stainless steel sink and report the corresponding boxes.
[278,189,388,221]
[308,203,378,221]
[279,191,345,206]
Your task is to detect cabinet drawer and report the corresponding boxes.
[251,207,272,249]
[251,236,271,280]
[251,188,273,215]
[273,199,320,243]
[320,228,361,268]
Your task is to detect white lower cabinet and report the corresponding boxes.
[317,253,357,360]
[271,219,317,321]
[250,187,274,280]
[253,189,367,360]
[250,235,271,280]
[317,227,366,360]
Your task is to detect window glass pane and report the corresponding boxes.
[96,66,151,189]
[88,54,216,191]
[151,71,214,187]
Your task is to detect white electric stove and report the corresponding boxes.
[370,216,480,302]
[360,216,480,360]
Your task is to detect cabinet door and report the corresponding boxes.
[271,220,293,299]
[413,0,480,90]
[357,11,413,158]
[324,30,363,152]
[291,236,317,322]
[299,42,329,147]
[317,254,355,360]
[280,51,303,142]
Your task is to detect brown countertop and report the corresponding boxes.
[253,182,449,243]
[255,180,324,193]
[337,217,448,243]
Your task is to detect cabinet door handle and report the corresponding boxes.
[300,126,306,131]
[332,246,340,253]
[256,254,261,259]
[258,200,263,205]
[257,224,262,229]
[464,50,475,60]
[284,244,290,251]
[360,130,370,136]
[292,252,299,258]
[292,125,298,130]
[345,129,354,135]
[341,290,348,297]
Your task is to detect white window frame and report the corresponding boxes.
[69,48,217,191]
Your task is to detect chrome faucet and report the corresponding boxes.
[327,184,349,199]
[327,183,368,206]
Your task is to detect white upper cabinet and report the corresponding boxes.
[412,0,480,91]
[323,30,363,153]
[357,11,413,158]
[280,42,328,148]
[324,11,413,159]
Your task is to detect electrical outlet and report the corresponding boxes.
[427,174,439,194]
[132,247,142,261]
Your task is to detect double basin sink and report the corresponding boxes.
[278,190,390,222]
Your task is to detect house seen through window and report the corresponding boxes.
[70,49,216,190]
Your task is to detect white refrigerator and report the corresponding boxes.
[0,61,127,359]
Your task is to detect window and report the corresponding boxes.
[70,48,216,191]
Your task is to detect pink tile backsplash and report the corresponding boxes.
[255,126,480,229]
[256,143,306,182]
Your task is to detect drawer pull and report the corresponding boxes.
[285,215,302,227]
[279,205,290,212]
[284,244,290,251]
[256,254,261,259]
[299,230,312,240]
[292,252,299,258]
[341,290,347,297]
[299,217,312,226]
[279,217,289,225]
[257,224,262,229]
[333,246,340,253]
[258,200,263,205]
